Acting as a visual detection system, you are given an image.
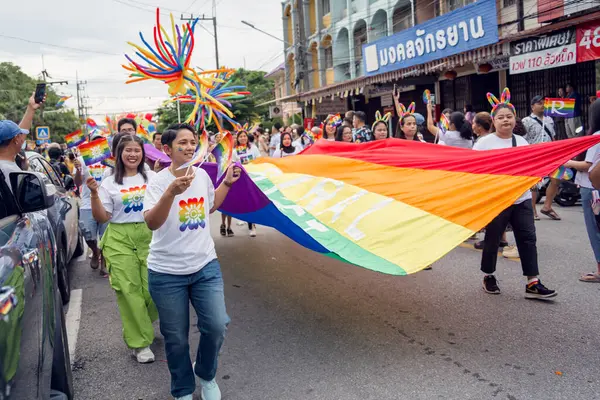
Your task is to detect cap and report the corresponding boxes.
[0,120,29,141]
[531,95,544,105]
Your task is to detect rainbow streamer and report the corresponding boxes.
[79,138,111,166]
[550,165,574,181]
[177,130,209,170]
[56,95,71,108]
[211,131,233,181]
[544,98,575,118]
[65,130,86,148]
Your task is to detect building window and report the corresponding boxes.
[322,0,330,14]
[392,5,412,33]
[503,0,516,6]
[447,0,475,12]
[324,47,333,69]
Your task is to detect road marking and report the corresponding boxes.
[66,289,82,365]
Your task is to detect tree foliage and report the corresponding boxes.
[0,62,80,143]
[156,68,275,131]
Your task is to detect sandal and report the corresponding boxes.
[540,209,561,220]
[579,273,600,283]
[220,224,226,236]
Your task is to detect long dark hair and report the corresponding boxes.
[114,135,147,185]
[397,115,419,140]
[450,112,473,140]
[336,125,351,141]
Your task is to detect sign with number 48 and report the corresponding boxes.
[577,21,600,62]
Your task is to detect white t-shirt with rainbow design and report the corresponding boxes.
[99,171,155,224]
[143,166,216,275]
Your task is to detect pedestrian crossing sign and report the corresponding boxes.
[36,126,50,140]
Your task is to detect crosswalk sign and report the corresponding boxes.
[36,126,50,140]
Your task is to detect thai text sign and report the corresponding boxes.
[577,21,600,63]
[509,44,576,75]
[362,0,498,76]
[510,29,574,55]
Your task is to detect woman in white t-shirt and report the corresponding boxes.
[85,135,158,364]
[272,132,301,157]
[437,112,474,149]
[473,102,556,300]
[232,130,261,237]
[143,123,241,400]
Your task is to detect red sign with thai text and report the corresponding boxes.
[303,118,315,130]
[577,21,600,62]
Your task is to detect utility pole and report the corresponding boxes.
[181,0,220,69]
[38,55,68,118]
[75,71,90,129]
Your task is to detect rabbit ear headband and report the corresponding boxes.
[393,85,415,120]
[487,87,516,118]
[372,110,392,130]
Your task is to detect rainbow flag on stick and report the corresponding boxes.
[544,98,575,118]
[102,156,116,169]
[88,164,106,182]
[79,138,111,166]
[211,131,233,181]
[65,130,86,148]
[56,95,71,108]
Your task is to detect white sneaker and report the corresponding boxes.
[502,245,519,259]
[175,395,193,400]
[249,227,257,237]
[133,346,155,363]
[199,378,221,400]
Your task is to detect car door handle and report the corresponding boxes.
[0,286,18,321]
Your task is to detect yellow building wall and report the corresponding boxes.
[309,0,317,34]
[312,50,320,89]
[287,17,293,47]
[322,13,331,29]
[326,68,334,85]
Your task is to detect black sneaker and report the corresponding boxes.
[220,224,226,236]
[525,280,557,300]
[227,228,234,237]
[483,275,501,294]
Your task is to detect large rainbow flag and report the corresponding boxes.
[144,136,600,275]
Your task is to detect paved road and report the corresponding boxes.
[68,205,600,400]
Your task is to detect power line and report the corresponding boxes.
[0,33,120,56]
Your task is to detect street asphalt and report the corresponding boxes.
[68,203,600,400]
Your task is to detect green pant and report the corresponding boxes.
[100,222,158,349]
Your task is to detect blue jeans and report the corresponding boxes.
[148,259,230,398]
[581,187,600,263]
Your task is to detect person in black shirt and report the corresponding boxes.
[48,145,71,179]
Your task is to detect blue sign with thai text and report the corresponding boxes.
[363,0,499,76]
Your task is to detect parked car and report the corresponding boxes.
[26,152,83,304]
[0,168,73,400]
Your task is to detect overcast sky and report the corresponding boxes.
[0,0,284,117]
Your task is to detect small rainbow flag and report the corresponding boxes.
[544,98,575,118]
[86,118,98,132]
[102,156,116,169]
[211,131,234,181]
[88,164,106,182]
[56,95,71,108]
[79,138,111,166]
[438,113,450,133]
[65,130,86,148]
[550,165,574,181]
[177,130,209,171]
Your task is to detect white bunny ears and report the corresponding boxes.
[487,87,516,118]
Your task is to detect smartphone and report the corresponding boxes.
[34,83,46,104]
[430,94,436,104]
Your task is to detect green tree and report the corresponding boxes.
[156,68,275,131]
[0,62,80,143]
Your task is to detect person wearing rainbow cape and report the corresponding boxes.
[143,123,241,400]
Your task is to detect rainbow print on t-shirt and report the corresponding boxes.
[120,185,147,213]
[178,197,206,232]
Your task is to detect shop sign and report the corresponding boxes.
[304,118,315,130]
[362,0,498,76]
[576,21,600,63]
[475,56,509,74]
[509,44,576,75]
[510,29,574,55]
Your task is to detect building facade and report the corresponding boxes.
[281,0,600,129]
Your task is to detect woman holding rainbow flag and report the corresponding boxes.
[143,123,241,400]
[85,135,158,363]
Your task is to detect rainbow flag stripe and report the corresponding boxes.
[88,164,106,182]
[79,138,111,166]
[102,156,116,169]
[65,130,86,148]
[211,131,233,181]
[544,98,575,118]
[56,95,71,108]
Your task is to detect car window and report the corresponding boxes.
[0,170,18,220]
[38,158,64,188]
[28,158,58,187]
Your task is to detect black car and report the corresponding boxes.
[0,168,73,399]
[26,152,84,304]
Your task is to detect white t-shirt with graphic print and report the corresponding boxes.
[232,145,261,165]
[143,166,216,275]
[98,172,155,224]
